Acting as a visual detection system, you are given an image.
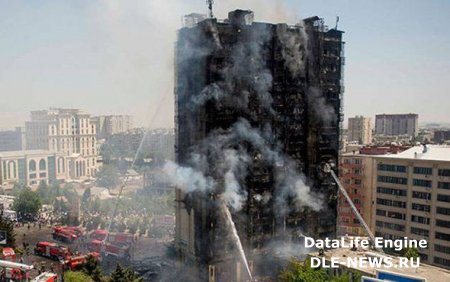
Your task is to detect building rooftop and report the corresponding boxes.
[309,248,450,282]
[375,145,450,162]
[0,150,58,158]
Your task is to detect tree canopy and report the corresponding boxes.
[279,258,361,282]
[12,188,41,220]
[96,165,121,189]
[64,271,93,282]
[109,264,143,282]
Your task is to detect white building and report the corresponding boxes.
[25,108,97,178]
[0,150,68,187]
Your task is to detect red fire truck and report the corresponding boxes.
[0,259,33,281]
[52,227,77,243]
[89,230,134,245]
[88,240,130,260]
[89,229,107,241]
[108,233,134,245]
[34,241,71,261]
[31,272,58,282]
[1,248,16,261]
[64,226,85,237]
[64,252,100,271]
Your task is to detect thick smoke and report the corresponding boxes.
[164,15,328,215]
[276,23,309,77]
[163,161,216,193]
[307,86,337,126]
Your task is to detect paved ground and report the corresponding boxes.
[13,223,171,278]
[15,224,64,277]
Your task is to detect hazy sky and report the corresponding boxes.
[1,0,449,130]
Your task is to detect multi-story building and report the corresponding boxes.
[373,145,450,269]
[25,108,97,178]
[175,10,344,280]
[91,115,133,138]
[375,113,419,138]
[434,130,450,144]
[347,116,372,145]
[339,152,375,236]
[338,146,409,236]
[0,127,26,152]
[0,150,68,187]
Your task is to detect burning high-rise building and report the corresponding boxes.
[172,10,344,281]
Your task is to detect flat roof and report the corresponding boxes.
[375,145,450,162]
[309,248,450,282]
[0,150,57,158]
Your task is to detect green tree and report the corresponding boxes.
[12,188,41,220]
[64,271,93,282]
[279,259,328,282]
[82,255,104,281]
[10,182,25,197]
[109,264,142,282]
[96,165,120,189]
[403,247,419,259]
[82,187,92,204]
[0,211,16,247]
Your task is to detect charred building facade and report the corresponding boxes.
[174,10,344,281]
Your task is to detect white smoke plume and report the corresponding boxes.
[163,160,216,193]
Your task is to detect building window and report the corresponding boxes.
[437,207,450,215]
[412,191,431,200]
[437,194,450,203]
[29,160,36,172]
[436,219,450,229]
[434,257,450,267]
[377,187,407,197]
[376,221,405,231]
[436,232,450,241]
[39,159,46,171]
[412,203,430,212]
[438,182,450,190]
[411,215,430,225]
[376,198,406,208]
[438,169,450,177]
[413,167,433,175]
[8,161,16,179]
[377,176,407,185]
[376,209,386,216]
[377,164,407,173]
[386,211,405,220]
[435,244,450,254]
[413,179,432,188]
[411,227,429,237]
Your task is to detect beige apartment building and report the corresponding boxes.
[348,116,372,145]
[373,145,450,269]
[338,146,409,236]
[25,108,97,178]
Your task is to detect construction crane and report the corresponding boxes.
[325,164,384,253]
[207,0,214,18]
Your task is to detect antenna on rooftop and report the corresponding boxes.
[207,0,214,18]
[335,16,340,29]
